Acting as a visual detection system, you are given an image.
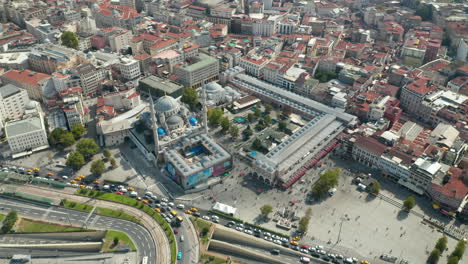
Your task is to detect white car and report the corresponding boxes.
[300,257,311,263]
[161,197,169,203]
[72,183,79,188]
[118,185,124,190]
[145,191,153,197]
[176,204,185,209]
[120,188,128,193]
[202,216,210,221]
[168,202,175,207]
[274,239,282,245]
[315,245,324,250]
[299,248,308,254]
[236,226,244,232]
[62,175,69,180]
[130,191,138,197]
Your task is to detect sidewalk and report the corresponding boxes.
[11,185,172,264]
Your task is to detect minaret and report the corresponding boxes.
[202,84,209,135]
[149,92,160,166]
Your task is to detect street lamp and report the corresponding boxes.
[328,215,348,255]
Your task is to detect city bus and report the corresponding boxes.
[141,256,148,264]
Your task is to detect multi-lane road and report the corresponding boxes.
[0,197,157,264]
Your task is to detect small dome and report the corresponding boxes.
[166,115,183,126]
[154,95,180,114]
[25,101,37,110]
[205,82,223,92]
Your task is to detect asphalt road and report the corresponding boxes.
[0,197,156,264]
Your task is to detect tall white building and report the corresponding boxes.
[5,110,49,157]
[0,84,30,121]
[79,17,97,34]
[457,39,467,62]
[117,57,141,80]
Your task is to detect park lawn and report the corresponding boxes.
[0,213,5,222]
[62,200,93,212]
[200,254,228,264]
[96,207,140,224]
[102,230,137,252]
[16,218,87,233]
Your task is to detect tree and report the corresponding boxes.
[435,236,448,252]
[369,181,381,195]
[49,128,76,148]
[247,113,254,123]
[264,104,273,113]
[181,87,199,109]
[60,31,79,49]
[254,108,262,118]
[428,249,441,264]
[263,115,271,125]
[415,6,432,21]
[447,256,459,264]
[103,148,112,160]
[243,126,253,140]
[1,211,18,234]
[403,196,416,211]
[450,240,466,260]
[71,124,86,140]
[311,168,340,198]
[281,108,291,119]
[90,160,105,175]
[76,138,99,160]
[220,116,230,132]
[252,138,263,151]
[110,157,117,168]
[230,125,239,138]
[260,204,273,217]
[66,151,86,170]
[207,108,223,127]
[113,237,119,246]
[278,121,287,131]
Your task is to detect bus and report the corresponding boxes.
[141,256,148,264]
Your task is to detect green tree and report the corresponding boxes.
[76,138,99,160]
[71,124,86,140]
[281,108,291,118]
[311,168,340,198]
[207,108,223,127]
[278,121,287,131]
[450,240,466,260]
[60,31,79,49]
[59,131,76,148]
[252,138,263,151]
[247,113,254,123]
[263,115,271,125]
[403,196,416,211]
[264,104,273,113]
[415,6,433,21]
[110,158,117,168]
[113,237,119,246]
[1,211,18,234]
[230,125,239,138]
[90,160,105,175]
[103,148,112,160]
[243,126,253,140]
[428,249,441,264]
[260,204,273,217]
[49,128,76,148]
[254,108,262,117]
[435,236,448,252]
[369,181,381,195]
[447,256,459,264]
[66,151,86,170]
[220,116,230,132]
[181,87,199,109]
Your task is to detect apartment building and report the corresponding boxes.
[0,84,30,121]
[173,53,219,88]
[1,69,53,101]
[5,112,49,157]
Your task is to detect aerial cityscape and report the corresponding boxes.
[0,0,466,264]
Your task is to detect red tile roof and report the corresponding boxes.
[405,78,437,95]
[2,69,51,86]
[431,167,468,200]
[354,136,387,156]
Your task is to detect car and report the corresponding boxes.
[47,172,54,176]
[117,185,124,189]
[360,261,369,264]
[300,245,309,250]
[62,175,69,180]
[161,197,169,203]
[128,186,135,191]
[136,197,142,201]
[177,252,182,260]
[129,191,138,197]
[142,200,149,204]
[292,236,301,241]
[226,222,235,228]
[263,236,272,242]
[336,255,344,259]
[165,217,171,223]
[321,255,331,261]
[79,184,86,188]
[299,248,309,254]
[168,202,175,207]
[173,229,179,234]
[290,241,299,246]
[245,230,254,235]
[72,183,79,188]
[86,186,93,189]
[192,212,201,217]
[154,203,161,208]
[180,235,184,242]
[211,217,219,223]
[27,169,33,173]
[271,249,280,255]
[315,245,324,250]
[33,168,40,172]
[202,216,210,221]
[185,210,192,215]
[236,226,244,232]
[144,191,153,197]
[54,177,61,181]
[154,208,161,213]
[300,257,311,263]
[93,180,100,184]
[291,245,299,251]
[190,207,198,212]
[318,250,327,255]
[273,239,282,245]
[160,202,168,207]
[176,204,185,209]
[328,253,336,259]
[116,191,123,195]
[120,188,128,193]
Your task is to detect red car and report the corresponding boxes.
[54,177,61,181]
[300,245,309,250]
[174,229,179,234]
[116,191,123,195]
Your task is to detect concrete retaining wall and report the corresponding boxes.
[209,240,285,264]
[3,231,106,242]
[0,242,102,252]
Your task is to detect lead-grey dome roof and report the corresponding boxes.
[205,82,223,92]
[166,115,183,126]
[154,95,180,113]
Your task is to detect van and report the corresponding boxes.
[180,235,184,242]
[300,257,311,263]
[328,188,337,196]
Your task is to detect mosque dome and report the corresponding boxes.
[166,115,183,127]
[25,101,37,111]
[205,82,223,93]
[154,96,180,114]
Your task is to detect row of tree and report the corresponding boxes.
[1,211,18,234]
[428,236,448,264]
[66,138,99,170]
[49,124,86,149]
[208,108,239,138]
